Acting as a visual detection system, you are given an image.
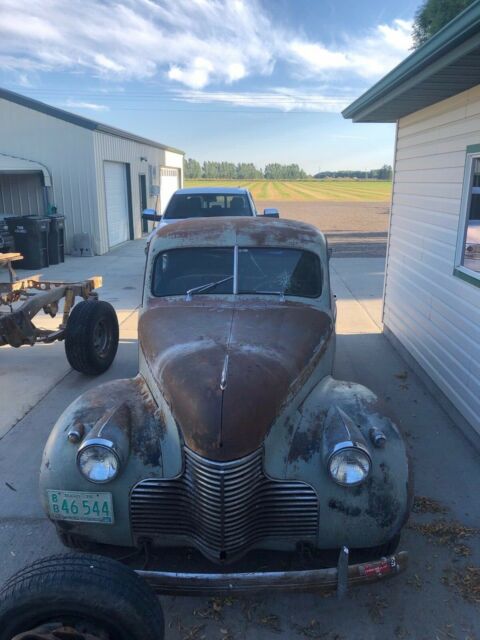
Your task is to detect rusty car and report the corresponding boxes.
[0,216,411,638]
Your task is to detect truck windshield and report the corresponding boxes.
[163,194,253,219]
[152,247,322,298]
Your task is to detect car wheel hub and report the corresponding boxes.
[12,623,108,640]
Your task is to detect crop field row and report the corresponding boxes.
[184,180,391,202]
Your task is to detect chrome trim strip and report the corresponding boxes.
[220,354,229,391]
[233,244,238,295]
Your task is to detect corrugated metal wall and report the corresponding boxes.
[93,132,184,255]
[0,173,44,215]
[0,97,184,255]
[384,84,480,434]
[0,98,98,252]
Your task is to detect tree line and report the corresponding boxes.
[314,164,392,180]
[184,158,307,180]
[184,158,392,180]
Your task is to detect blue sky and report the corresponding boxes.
[0,0,420,173]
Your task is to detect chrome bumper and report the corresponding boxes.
[136,550,407,596]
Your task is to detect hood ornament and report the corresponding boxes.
[220,354,229,391]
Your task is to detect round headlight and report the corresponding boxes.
[77,443,119,483]
[328,447,371,486]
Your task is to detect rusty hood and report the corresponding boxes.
[139,299,332,461]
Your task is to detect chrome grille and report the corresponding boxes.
[130,448,319,562]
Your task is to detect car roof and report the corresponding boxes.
[152,216,326,255]
[174,187,249,195]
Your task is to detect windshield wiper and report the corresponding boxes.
[186,276,234,301]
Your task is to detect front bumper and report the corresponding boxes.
[136,549,407,596]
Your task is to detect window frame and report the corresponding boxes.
[151,245,323,299]
[454,145,480,288]
[163,192,254,220]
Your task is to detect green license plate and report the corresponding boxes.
[47,490,114,524]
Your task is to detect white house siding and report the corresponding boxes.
[384,84,480,434]
[0,98,98,251]
[93,132,183,254]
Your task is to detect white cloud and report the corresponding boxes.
[63,100,109,111]
[168,58,215,90]
[0,0,413,111]
[287,42,349,73]
[286,18,413,80]
[93,54,126,73]
[173,88,354,113]
[0,0,274,86]
[227,63,247,83]
[17,74,33,88]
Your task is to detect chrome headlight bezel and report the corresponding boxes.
[327,443,372,487]
[77,437,121,484]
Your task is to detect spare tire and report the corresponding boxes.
[65,300,119,375]
[0,554,164,640]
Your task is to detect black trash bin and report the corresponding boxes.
[48,215,65,265]
[0,219,14,252]
[6,216,50,270]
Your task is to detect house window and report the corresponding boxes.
[455,151,480,282]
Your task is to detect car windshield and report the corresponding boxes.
[152,247,322,298]
[163,193,253,219]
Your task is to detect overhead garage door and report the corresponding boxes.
[160,167,180,213]
[104,161,130,247]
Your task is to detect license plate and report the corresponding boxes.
[47,490,114,524]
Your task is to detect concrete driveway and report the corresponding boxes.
[0,240,478,639]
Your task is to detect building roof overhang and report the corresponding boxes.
[343,0,480,123]
[0,87,185,155]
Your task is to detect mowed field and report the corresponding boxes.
[184,179,391,202]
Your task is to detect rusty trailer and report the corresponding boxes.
[0,253,119,375]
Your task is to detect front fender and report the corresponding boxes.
[39,375,182,546]
[264,376,412,549]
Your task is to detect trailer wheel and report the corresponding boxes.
[65,301,119,375]
[0,554,164,640]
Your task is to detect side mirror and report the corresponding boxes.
[142,208,162,223]
[263,208,279,218]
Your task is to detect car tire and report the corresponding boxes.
[65,300,119,375]
[0,554,164,640]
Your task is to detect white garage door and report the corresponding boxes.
[160,167,180,213]
[104,161,130,247]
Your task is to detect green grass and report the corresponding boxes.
[184,179,391,202]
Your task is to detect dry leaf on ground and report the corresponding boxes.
[412,496,448,514]
[409,520,477,546]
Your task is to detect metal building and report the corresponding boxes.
[0,88,184,255]
[344,2,480,438]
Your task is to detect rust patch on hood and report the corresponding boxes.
[139,299,332,461]
[61,377,165,468]
[152,217,326,254]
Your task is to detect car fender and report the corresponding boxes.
[39,375,181,546]
[264,375,412,548]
